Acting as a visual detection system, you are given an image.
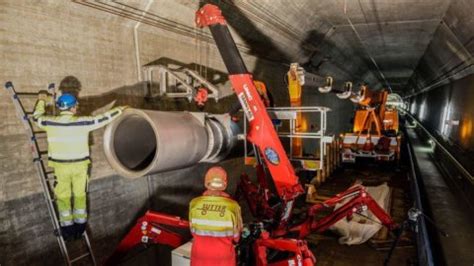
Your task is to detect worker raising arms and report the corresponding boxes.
[33,92,127,240]
[189,166,243,266]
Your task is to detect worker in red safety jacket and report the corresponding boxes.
[189,166,243,266]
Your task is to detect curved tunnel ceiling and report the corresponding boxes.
[76,0,474,96]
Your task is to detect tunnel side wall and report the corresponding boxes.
[407,0,474,211]
[407,0,474,165]
[410,75,474,152]
[408,75,474,211]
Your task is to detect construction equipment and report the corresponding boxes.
[142,64,221,105]
[287,63,305,157]
[106,211,190,265]
[280,64,341,184]
[320,82,401,163]
[195,0,397,250]
[4,82,97,266]
[281,63,339,175]
[286,63,338,159]
[107,4,397,265]
[242,106,335,175]
[318,76,354,99]
[345,85,401,163]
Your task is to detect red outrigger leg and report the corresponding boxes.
[106,211,190,265]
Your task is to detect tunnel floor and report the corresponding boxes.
[306,163,416,266]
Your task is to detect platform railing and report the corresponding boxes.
[242,106,333,171]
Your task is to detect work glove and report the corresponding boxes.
[38,90,54,106]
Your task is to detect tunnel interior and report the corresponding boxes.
[2,1,474,266]
[113,115,157,171]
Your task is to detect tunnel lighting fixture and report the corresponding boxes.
[448,120,460,126]
[419,100,427,121]
[440,102,452,137]
[410,101,417,114]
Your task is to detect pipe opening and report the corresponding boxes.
[113,115,157,171]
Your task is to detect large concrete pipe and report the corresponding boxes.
[103,109,238,178]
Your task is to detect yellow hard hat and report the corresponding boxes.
[204,166,228,191]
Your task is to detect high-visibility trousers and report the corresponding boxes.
[191,235,236,266]
[53,161,89,226]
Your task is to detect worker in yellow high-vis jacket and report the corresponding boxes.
[189,166,243,266]
[33,92,126,239]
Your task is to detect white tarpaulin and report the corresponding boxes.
[329,182,391,245]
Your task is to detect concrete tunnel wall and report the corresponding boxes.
[405,0,474,212]
[407,0,474,173]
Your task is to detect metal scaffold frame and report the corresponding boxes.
[243,106,334,172]
[142,64,221,101]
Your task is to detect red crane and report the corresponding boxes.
[107,4,397,265]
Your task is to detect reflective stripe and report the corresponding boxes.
[41,120,95,126]
[60,211,72,217]
[49,151,89,157]
[191,218,233,227]
[48,151,90,162]
[61,220,74,226]
[96,110,118,123]
[191,228,235,237]
[73,209,87,215]
[59,111,74,115]
[74,217,87,224]
[48,136,88,143]
[49,156,90,163]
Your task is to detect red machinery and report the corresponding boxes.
[107,4,397,265]
[106,212,190,265]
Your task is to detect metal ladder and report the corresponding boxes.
[4,81,97,266]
